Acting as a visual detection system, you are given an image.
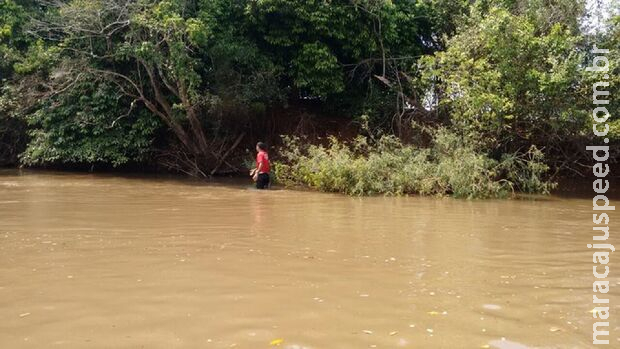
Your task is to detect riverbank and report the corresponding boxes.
[2,167,618,200]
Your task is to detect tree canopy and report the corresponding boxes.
[0,0,617,179]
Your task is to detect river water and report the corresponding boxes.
[0,170,617,348]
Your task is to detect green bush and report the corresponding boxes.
[20,81,161,167]
[274,128,554,198]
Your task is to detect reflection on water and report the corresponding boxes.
[0,170,617,348]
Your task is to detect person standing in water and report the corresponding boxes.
[251,142,270,189]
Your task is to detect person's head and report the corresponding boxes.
[256,142,267,153]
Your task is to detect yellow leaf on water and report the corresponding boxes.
[589,308,600,315]
[270,338,284,346]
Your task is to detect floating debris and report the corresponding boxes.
[483,304,502,310]
[389,331,398,336]
[488,339,529,349]
[362,330,373,335]
[19,312,31,317]
[269,338,284,346]
[589,308,603,316]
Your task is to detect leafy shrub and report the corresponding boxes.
[21,81,161,167]
[274,128,554,198]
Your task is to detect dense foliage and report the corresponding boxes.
[0,0,34,165]
[418,5,618,172]
[0,0,455,171]
[0,0,617,196]
[21,81,161,166]
[274,127,553,198]
[421,9,584,146]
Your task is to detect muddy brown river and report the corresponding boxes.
[0,170,617,348]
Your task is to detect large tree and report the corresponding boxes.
[11,0,446,173]
[417,4,618,174]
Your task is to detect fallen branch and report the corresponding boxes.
[210,132,246,175]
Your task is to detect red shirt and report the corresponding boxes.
[256,151,270,173]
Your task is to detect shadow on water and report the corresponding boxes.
[552,176,619,200]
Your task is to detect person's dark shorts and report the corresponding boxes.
[256,173,270,189]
